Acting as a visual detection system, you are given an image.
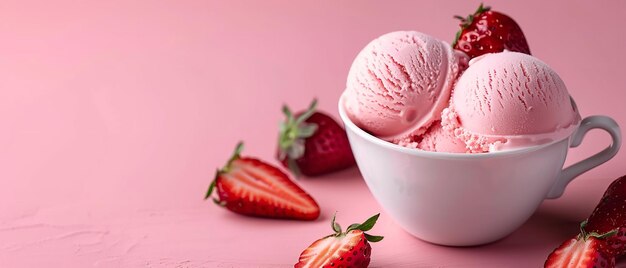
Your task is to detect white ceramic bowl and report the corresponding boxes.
[338,93,621,246]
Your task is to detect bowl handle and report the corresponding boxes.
[546,116,621,199]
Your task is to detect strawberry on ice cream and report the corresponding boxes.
[344,31,467,143]
[453,3,531,59]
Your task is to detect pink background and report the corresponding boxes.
[1,0,625,267]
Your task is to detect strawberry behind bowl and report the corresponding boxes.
[277,99,356,177]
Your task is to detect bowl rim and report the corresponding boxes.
[337,92,576,159]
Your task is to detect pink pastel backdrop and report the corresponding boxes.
[1,0,625,267]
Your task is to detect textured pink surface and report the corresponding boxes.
[452,52,578,136]
[444,52,580,152]
[417,122,467,153]
[1,0,625,267]
[344,31,465,141]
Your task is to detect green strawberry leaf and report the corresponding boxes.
[295,99,318,125]
[282,105,294,123]
[204,170,219,199]
[331,212,342,234]
[346,223,361,232]
[297,123,318,138]
[357,213,380,232]
[212,198,226,207]
[223,142,244,173]
[286,157,302,178]
[364,233,384,243]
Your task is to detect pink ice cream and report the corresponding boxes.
[443,51,581,152]
[344,31,467,142]
[343,31,580,153]
[416,122,467,153]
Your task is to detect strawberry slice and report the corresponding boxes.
[545,222,617,268]
[277,99,355,177]
[205,142,320,220]
[295,213,383,268]
[585,175,626,257]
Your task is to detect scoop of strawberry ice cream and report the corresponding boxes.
[416,122,467,153]
[343,31,467,143]
[444,51,581,152]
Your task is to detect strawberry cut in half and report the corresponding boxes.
[584,175,626,257]
[205,142,320,221]
[295,213,383,268]
[277,99,355,177]
[452,3,531,59]
[545,221,617,268]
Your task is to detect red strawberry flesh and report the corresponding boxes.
[217,157,320,220]
[295,230,371,268]
[585,175,626,256]
[206,142,320,221]
[295,213,383,268]
[453,4,531,59]
[545,235,615,268]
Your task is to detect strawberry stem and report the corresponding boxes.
[453,15,465,21]
[356,213,380,232]
[595,229,619,240]
[580,220,588,238]
[278,99,320,176]
[336,213,384,243]
[223,142,244,173]
[452,30,462,47]
[331,212,342,234]
[206,142,244,201]
[451,2,492,47]
[204,169,220,199]
[579,220,618,241]
[295,99,318,125]
[286,158,302,178]
[212,198,226,207]
[475,3,491,14]
[364,233,384,242]
[282,105,294,124]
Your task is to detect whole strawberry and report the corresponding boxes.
[277,99,356,177]
[295,213,383,268]
[584,175,626,257]
[205,142,320,221]
[545,223,616,268]
[452,3,531,59]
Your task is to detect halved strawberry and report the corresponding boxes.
[295,213,383,268]
[205,142,320,220]
[277,99,355,177]
[584,175,626,257]
[545,222,617,268]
